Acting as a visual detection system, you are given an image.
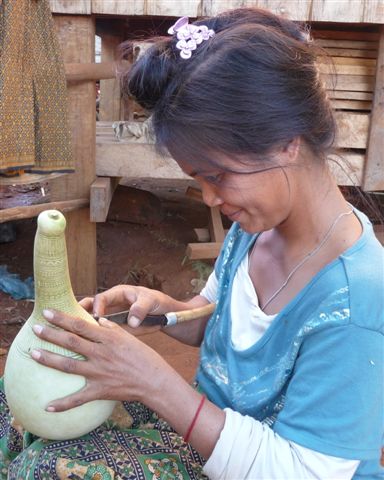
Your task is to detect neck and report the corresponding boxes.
[272,168,359,259]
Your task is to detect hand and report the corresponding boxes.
[80,285,185,328]
[30,309,172,412]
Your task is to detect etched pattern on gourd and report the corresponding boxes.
[4,210,116,440]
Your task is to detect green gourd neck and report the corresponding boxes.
[29,215,78,327]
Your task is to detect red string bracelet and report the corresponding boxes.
[184,395,206,443]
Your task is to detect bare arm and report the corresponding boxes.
[31,310,225,459]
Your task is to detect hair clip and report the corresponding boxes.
[168,16,215,59]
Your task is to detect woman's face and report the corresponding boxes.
[178,152,295,234]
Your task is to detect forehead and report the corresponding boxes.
[173,149,274,177]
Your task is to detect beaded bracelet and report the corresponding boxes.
[184,395,206,443]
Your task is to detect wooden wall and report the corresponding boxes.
[49,0,384,23]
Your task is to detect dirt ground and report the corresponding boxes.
[0,185,214,381]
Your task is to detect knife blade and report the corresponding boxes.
[94,303,215,327]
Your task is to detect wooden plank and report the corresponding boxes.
[51,15,97,296]
[328,91,373,101]
[203,0,311,19]
[363,28,384,191]
[90,176,119,222]
[0,172,67,186]
[322,74,375,92]
[194,228,210,243]
[186,186,204,203]
[50,0,384,23]
[99,34,124,121]
[311,1,366,23]
[315,36,379,46]
[186,242,222,260]
[92,0,202,16]
[0,199,89,223]
[331,99,371,110]
[323,57,376,67]
[334,112,370,149]
[50,0,91,14]
[318,62,376,76]
[363,0,384,23]
[96,142,191,179]
[65,61,125,82]
[322,48,378,59]
[208,206,225,243]
[314,39,379,52]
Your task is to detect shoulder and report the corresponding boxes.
[285,209,383,335]
[339,208,383,332]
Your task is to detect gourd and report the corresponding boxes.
[4,210,116,440]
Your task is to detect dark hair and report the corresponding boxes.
[122,8,336,170]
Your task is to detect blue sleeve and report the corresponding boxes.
[274,324,384,460]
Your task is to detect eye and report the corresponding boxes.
[203,173,224,185]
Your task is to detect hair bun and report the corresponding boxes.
[121,40,176,111]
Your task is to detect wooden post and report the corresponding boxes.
[50,15,97,296]
[99,33,123,121]
[363,26,384,191]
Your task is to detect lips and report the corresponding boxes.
[222,208,242,221]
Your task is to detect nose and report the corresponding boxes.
[198,178,223,208]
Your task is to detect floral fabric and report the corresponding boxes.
[0,379,206,479]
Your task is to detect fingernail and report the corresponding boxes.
[98,317,113,328]
[31,350,41,360]
[46,406,56,412]
[43,309,54,319]
[129,316,141,328]
[32,324,43,335]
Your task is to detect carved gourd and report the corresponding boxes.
[4,210,116,440]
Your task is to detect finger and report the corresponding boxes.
[98,317,119,329]
[30,348,93,378]
[92,286,138,318]
[42,309,105,343]
[32,323,93,357]
[128,293,161,327]
[78,296,94,312]
[45,385,98,412]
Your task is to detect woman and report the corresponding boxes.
[1,7,383,479]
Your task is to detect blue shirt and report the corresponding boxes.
[197,208,384,478]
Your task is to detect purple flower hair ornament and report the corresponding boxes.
[168,16,215,59]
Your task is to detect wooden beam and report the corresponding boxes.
[50,0,91,14]
[64,61,129,82]
[315,39,379,50]
[208,206,225,243]
[194,228,210,243]
[363,27,384,191]
[90,176,119,222]
[0,172,67,186]
[96,142,190,179]
[99,35,124,121]
[186,242,222,260]
[0,199,89,223]
[322,74,375,92]
[186,186,204,203]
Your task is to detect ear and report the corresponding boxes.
[283,137,301,162]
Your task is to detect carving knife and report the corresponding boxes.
[95,302,215,327]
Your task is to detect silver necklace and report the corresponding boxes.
[256,207,354,310]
